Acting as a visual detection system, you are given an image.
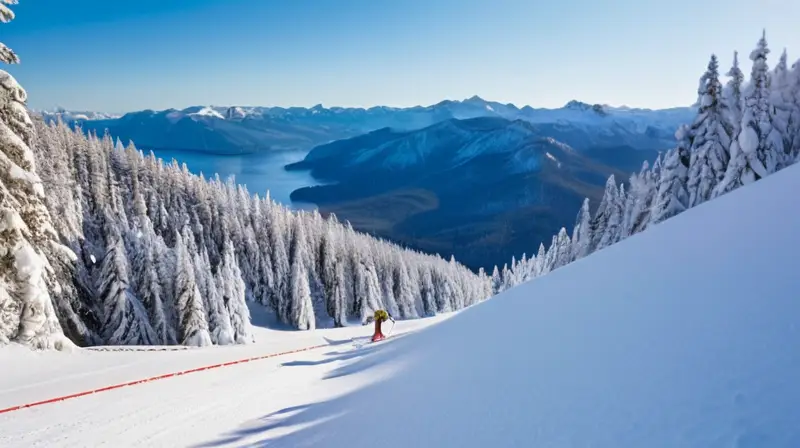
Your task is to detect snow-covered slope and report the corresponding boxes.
[2,154,798,447]
[0,312,455,447]
[273,161,800,447]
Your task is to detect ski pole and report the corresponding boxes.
[386,318,396,338]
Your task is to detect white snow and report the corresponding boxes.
[3,164,800,446]
[0,314,454,447]
[189,106,225,120]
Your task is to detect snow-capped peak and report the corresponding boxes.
[188,106,225,120]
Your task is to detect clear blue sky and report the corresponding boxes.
[3,0,797,113]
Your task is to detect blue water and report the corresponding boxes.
[147,148,321,207]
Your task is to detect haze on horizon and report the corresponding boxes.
[6,0,798,114]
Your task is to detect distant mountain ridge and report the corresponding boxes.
[287,116,659,269]
[35,97,694,155]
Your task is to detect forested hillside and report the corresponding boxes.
[0,2,489,351]
[27,120,491,347]
[493,33,800,291]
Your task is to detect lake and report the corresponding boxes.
[147,148,322,209]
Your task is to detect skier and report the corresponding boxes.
[371,309,394,342]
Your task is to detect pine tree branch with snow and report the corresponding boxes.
[0,1,74,351]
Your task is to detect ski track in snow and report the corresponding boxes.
[0,315,451,447]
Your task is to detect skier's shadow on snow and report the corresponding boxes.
[280,339,384,369]
[193,335,414,447]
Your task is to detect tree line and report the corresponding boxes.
[26,120,493,348]
[493,32,799,292]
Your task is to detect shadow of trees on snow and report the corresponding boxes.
[192,330,430,448]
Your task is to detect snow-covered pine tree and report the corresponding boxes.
[173,228,212,346]
[318,218,341,324]
[490,265,502,295]
[650,127,691,226]
[769,49,793,167]
[715,31,784,196]
[219,238,253,343]
[542,235,557,274]
[132,223,174,345]
[620,164,642,237]
[551,227,571,269]
[418,263,436,316]
[268,206,290,316]
[355,257,382,323]
[0,1,72,350]
[97,214,156,345]
[687,54,732,207]
[248,202,273,306]
[789,58,800,160]
[288,217,314,330]
[724,51,745,136]
[379,253,400,316]
[592,175,623,250]
[533,243,546,277]
[202,247,234,345]
[392,253,419,319]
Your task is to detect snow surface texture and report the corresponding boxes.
[0,313,451,447]
[2,162,799,447]
[248,163,800,448]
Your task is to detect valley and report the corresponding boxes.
[288,117,662,270]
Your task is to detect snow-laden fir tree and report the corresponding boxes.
[418,263,437,316]
[355,257,382,323]
[550,227,571,270]
[687,54,733,207]
[715,31,784,196]
[0,1,20,65]
[790,59,800,160]
[392,253,419,319]
[97,214,156,345]
[218,238,253,343]
[591,175,623,250]
[570,198,592,261]
[0,1,73,350]
[132,223,174,345]
[173,228,212,347]
[769,49,793,165]
[650,126,691,226]
[724,51,745,135]
[288,217,314,330]
[202,248,234,345]
[624,161,657,235]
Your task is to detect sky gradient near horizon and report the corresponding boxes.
[3,0,798,113]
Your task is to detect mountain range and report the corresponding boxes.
[36,97,695,269]
[288,116,662,270]
[36,97,693,155]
